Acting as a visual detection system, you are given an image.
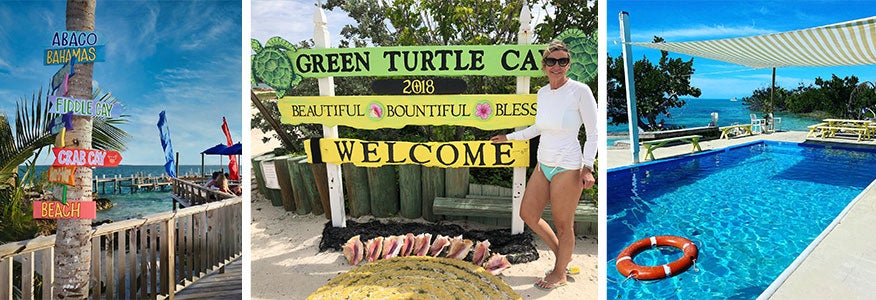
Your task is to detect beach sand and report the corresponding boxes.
[250,191,597,299]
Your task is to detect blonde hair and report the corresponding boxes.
[217,175,230,193]
[542,40,570,59]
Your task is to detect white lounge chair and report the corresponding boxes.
[750,114,765,133]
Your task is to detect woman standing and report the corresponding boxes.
[490,40,598,290]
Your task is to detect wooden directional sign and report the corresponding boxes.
[33,201,96,219]
[48,166,77,185]
[52,148,122,167]
[371,78,467,95]
[51,57,76,93]
[45,31,105,65]
[49,111,74,135]
[48,96,123,118]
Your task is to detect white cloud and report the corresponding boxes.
[632,24,775,42]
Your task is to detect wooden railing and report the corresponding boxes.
[171,177,235,208]
[0,177,242,299]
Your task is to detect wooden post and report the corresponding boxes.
[342,164,370,217]
[314,5,346,228]
[368,166,399,217]
[398,164,422,219]
[511,4,532,234]
[421,167,445,221]
[162,219,176,299]
[1,258,11,300]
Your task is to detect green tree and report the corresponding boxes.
[533,0,598,44]
[741,86,792,113]
[607,37,702,130]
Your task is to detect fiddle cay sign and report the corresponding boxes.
[48,96,123,118]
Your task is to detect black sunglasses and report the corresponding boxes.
[543,57,570,67]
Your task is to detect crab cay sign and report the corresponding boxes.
[45,30,105,65]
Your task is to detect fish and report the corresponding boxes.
[364,236,384,263]
[382,235,404,259]
[471,240,491,266]
[483,254,511,275]
[429,235,450,257]
[412,233,433,256]
[342,235,364,265]
[399,233,416,257]
[446,236,474,260]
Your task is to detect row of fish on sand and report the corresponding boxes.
[342,233,512,275]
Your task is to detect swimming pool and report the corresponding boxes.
[607,141,876,299]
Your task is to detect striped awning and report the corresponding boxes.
[628,16,876,69]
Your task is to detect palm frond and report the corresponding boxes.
[91,87,130,151]
[0,89,53,181]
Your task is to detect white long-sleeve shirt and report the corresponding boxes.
[506,79,598,170]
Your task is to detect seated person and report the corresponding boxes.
[204,171,223,189]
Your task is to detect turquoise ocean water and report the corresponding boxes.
[607,98,820,144]
[20,164,226,222]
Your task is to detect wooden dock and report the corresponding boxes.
[174,258,242,299]
[93,174,203,195]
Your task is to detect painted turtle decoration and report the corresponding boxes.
[557,29,598,84]
[251,36,302,98]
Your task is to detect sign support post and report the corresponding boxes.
[511,5,532,234]
[315,5,346,228]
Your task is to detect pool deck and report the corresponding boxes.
[607,130,876,299]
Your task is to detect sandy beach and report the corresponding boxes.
[249,190,597,299]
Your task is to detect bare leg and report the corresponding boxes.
[519,167,558,254]
[537,169,582,288]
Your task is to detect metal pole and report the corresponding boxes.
[620,12,641,164]
[314,5,346,228]
[511,4,532,235]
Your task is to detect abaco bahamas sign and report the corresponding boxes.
[45,31,105,65]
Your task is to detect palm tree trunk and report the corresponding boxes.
[53,0,96,298]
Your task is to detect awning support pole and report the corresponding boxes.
[620,12,640,164]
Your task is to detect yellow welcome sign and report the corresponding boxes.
[305,138,530,168]
[279,94,536,130]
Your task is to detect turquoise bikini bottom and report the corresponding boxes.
[539,163,574,182]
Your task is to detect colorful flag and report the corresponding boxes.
[157,111,176,178]
[221,117,239,180]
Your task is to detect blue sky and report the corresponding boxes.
[607,0,876,99]
[0,0,242,166]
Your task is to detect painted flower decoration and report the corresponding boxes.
[475,101,492,121]
[369,102,384,120]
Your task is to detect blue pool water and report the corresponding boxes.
[607,141,876,299]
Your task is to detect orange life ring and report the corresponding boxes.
[615,235,698,280]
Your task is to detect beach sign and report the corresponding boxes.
[45,31,105,65]
[52,148,122,167]
[51,56,76,94]
[305,138,530,168]
[370,78,467,95]
[33,201,96,219]
[48,166,77,185]
[278,94,536,130]
[48,96,123,119]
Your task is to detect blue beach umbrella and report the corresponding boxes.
[219,142,242,155]
[201,144,230,176]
